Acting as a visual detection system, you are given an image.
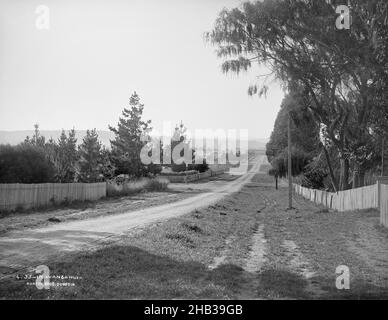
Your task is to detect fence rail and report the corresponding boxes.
[0,183,106,211]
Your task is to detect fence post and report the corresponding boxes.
[377,177,388,209]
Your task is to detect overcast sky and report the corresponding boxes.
[0,0,284,139]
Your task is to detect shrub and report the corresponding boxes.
[301,162,328,190]
[160,170,198,176]
[146,178,169,191]
[146,163,163,176]
[188,163,209,173]
[0,144,55,183]
[106,177,169,197]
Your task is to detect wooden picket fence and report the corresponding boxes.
[293,184,378,212]
[0,167,228,212]
[0,183,106,211]
[294,181,388,227]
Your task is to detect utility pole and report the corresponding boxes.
[382,137,385,177]
[275,173,278,190]
[288,112,293,209]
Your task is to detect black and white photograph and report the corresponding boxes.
[0,0,388,305]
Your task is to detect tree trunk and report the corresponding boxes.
[352,161,359,189]
[358,167,365,188]
[323,146,338,192]
[339,158,350,191]
[351,162,366,189]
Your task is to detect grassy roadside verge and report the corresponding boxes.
[249,174,388,300]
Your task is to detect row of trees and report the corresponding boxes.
[267,93,335,190]
[0,92,207,184]
[0,125,115,184]
[207,0,388,191]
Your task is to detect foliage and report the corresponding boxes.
[301,155,328,190]
[266,93,323,185]
[169,122,208,173]
[109,92,153,178]
[0,144,55,183]
[266,93,319,163]
[170,122,192,172]
[188,161,209,173]
[270,147,310,178]
[78,129,103,182]
[99,147,116,180]
[207,0,388,190]
[142,138,163,176]
[24,124,46,147]
[106,177,169,197]
[160,170,199,176]
[52,129,79,182]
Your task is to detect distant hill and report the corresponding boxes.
[0,130,268,150]
[248,138,268,150]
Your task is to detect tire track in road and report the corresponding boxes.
[244,224,267,273]
[281,240,326,297]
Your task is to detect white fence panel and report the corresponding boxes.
[293,183,378,212]
[0,183,106,211]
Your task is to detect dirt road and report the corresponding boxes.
[0,155,268,273]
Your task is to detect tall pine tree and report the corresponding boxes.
[109,92,152,177]
[78,129,103,182]
[24,124,46,147]
[55,129,78,182]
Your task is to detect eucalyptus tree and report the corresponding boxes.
[207,0,388,189]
